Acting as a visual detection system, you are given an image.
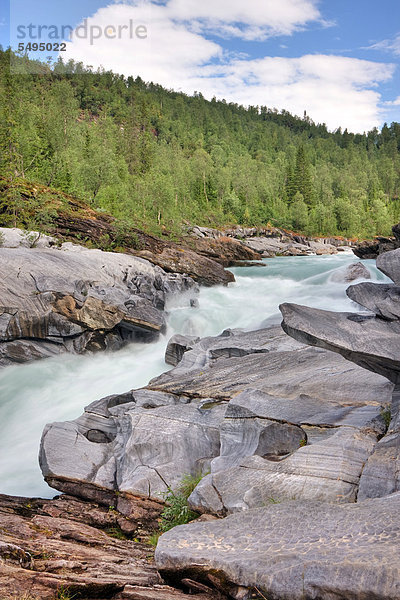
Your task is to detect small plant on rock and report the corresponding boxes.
[381,406,391,429]
[160,472,204,532]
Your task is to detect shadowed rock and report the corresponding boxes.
[347,281,400,320]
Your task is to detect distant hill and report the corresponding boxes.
[1,48,400,238]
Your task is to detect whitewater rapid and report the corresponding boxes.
[0,254,389,498]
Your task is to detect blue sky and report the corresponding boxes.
[2,0,400,133]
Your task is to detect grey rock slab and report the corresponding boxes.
[280,302,400,383]
[0,243,197,365]
[189,427,379,513]
[165,334,200,366]
[40,395,226,501]
[156,493,400,600]
[347,281,400,320]
[226,388,385,429]
[377,247,400,284]
[149,343,393,405]
[358,431,400,501]
[39,325,393,510]
[358,386,400,501]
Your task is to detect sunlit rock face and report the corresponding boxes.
[0,238,197,366]
[39,325,392,511]
[280,247,400,500]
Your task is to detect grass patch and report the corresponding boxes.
[381,406,391,429]
[159,472,205,533]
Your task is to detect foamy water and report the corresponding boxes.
[0,254,388,497]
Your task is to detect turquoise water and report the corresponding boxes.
[0,254,388,498]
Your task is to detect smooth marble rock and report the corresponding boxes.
[40,326,393,509]
[189,427,380,514]
[347,281,400,320]
[156,493,400,600]
[280,302,400,383]
[0,243,197,365]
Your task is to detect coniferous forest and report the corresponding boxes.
[1,48,400,239]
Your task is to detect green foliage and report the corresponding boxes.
[104,525,128,540]
[54,587,77,600]
[160,473,204,532]
[1,49,399,238]
[381,406,392,429]
[147,531,161,547]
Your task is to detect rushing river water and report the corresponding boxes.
[0,254,389,498]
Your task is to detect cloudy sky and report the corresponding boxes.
[3,0,400,133]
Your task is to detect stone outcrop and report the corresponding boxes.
[134,246,235,287]
[352,222,400,259]
[0,240,197,366]
[40,325,393,513]
[0,493,219,600]
[330,261,371,283]
[280,247,400,501]
[156,492,400,600]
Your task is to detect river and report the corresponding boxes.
[0,254,388,498]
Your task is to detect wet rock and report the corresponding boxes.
[331,261,371,283]
[155,493,400,600]
[0,241,197,366]
[165,334,200,366]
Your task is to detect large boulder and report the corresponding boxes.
[0,241,197,366]
[280,247,400,501]
[40,326,392,512]
[156,492,400,600]
[134,246,234,287]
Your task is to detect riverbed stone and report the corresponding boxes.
[377,247,400,284]
[0,242,197,366]
[347,281,400,320]
[330,261,371,283]
[155,492,400,600]
[40,325,393,510]
[280,302,400,383]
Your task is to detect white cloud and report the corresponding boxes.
[62,1,396,133]
[166,0,324,40]
[384,96,400,107]
[366,33,400,56]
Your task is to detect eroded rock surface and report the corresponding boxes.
[40,326,393,513]
[156,493,400,600]
[280,247,400,501]
[0,242,197,366]
[0,493,220,600]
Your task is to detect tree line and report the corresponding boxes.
[1,48,400,238]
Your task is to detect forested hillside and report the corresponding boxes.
[1,48,400,238]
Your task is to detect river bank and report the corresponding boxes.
[1,237,399,599]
